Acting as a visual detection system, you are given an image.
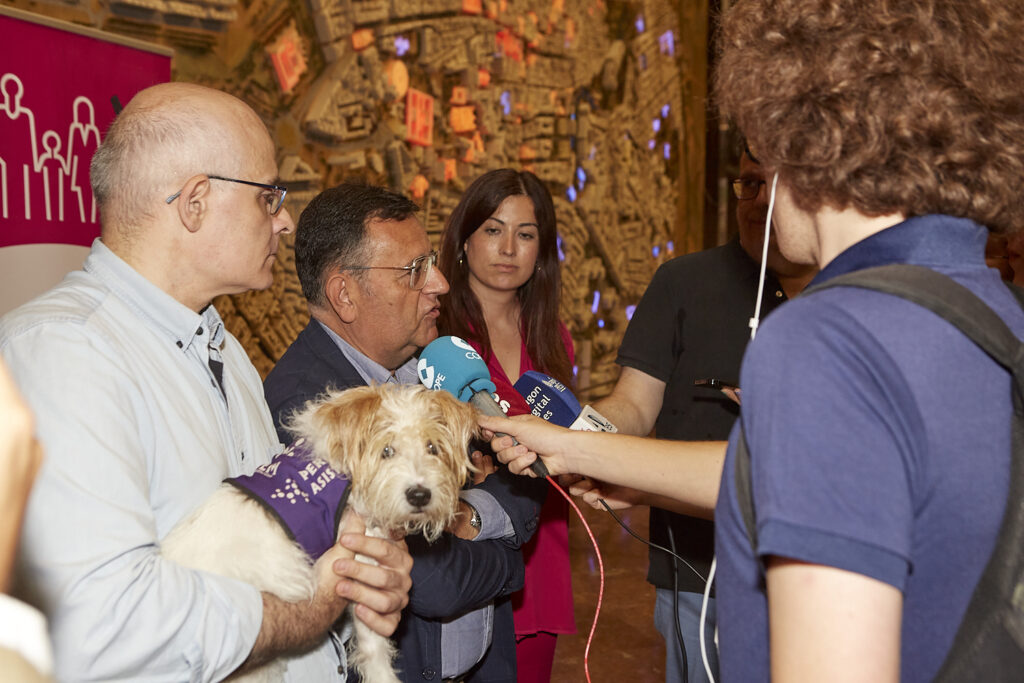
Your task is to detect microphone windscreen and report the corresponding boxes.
[418,336,497,401]
[419,337,552,478]
[513,371,581,427]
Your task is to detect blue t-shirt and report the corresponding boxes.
[714,215,1024,682]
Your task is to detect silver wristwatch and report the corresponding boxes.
[467,503,482,531]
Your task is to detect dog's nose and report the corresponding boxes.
[406,486,431,509]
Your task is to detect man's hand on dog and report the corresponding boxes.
[325,509,413,637]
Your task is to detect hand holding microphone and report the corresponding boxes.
[417,336,553,478]
[477,413,592,479]
[478,368,620,478]
[481,370,621,478]
[509,372,624,498]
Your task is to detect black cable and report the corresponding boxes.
[667,524,688,683]
[599,499,705,681]
[598,499,707,583]
[598,499,704,679]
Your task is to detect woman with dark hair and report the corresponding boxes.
[438,168,575,681]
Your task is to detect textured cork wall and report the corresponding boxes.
[8,0,707,399]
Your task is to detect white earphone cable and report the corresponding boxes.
[701,171,781,683]
[699,557,717,683]
[747,171,780,341]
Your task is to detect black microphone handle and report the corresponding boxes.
[469,391,551,478]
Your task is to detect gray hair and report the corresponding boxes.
[90,96,204,229]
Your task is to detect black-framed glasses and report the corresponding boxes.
[731,178,766,201]
[341,250,439,290]
[165,175,288,216]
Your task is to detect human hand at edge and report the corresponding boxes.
[0,359,44,591]
[477,413,571,478]
[569,477,646,511]
[469,450,496,484]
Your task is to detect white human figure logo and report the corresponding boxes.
[0,73,40,221]
[66,96,100,223]
[37,131,69,222]
[0,74,102,229]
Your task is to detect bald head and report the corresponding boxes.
[90,83,270,237]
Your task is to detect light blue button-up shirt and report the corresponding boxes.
[320,321,512,677]
[1,240,341,682]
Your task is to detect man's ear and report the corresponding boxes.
[174,175,211,234]
[324,271,358,324]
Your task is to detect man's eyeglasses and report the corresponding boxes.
[342,250,439,290]
[731,178,767,201]
[165,175,288,216]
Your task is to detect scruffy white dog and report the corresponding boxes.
[162,383,478,682]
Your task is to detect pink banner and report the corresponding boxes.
[0,12,171,248]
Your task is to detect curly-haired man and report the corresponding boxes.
[480,1,1023,679]
[712,0,1024,680]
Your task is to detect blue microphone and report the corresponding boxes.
[513,371,618,433]
[417,335,497,401]
[418,336,551,477]
[513,371,580,426]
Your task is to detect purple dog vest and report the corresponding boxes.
[226,439,350,559]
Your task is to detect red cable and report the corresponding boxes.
[546,475,604,683]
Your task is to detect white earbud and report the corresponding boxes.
[748,171,780,341]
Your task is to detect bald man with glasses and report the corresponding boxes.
[0,83,413,681]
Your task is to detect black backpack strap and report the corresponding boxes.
[804,265,1024,378]
[1008,282,1024,310]
[733,263,1024,559]
[794,264,1024,680]
[734,422,757,554]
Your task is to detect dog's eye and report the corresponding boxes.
[382,445,395,459]
[426,441,437,455]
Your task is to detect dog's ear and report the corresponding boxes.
[288,385,382,474]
